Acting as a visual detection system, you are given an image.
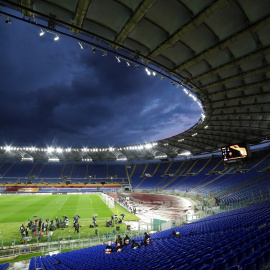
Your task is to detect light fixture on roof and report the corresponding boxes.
[102,51,107,56]
[145,68,151,76]
[56,147,63,153]
[116,56,121,63]
[5,146,11,151]
[39,28,60,41]
[160,76,164,80]
[176,84,180,88]
[47,147,54,153]
[171,82,175,86]
[152,71,157,77]
[126,61,130,66]
[1,13,11,24]
[39,28,45,36]
[91,47,96,53]
[78,41,84,49]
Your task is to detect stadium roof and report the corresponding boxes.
[0,0,270,162]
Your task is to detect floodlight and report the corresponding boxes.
[91,47,96,53]
[47,147,54,153]
[145,68,151,76]
[78,41,84,49]
[102,51,107,56]
[4,17,11,24]
[56,147,63,153]
[116,56,121,63]
[39,29,45,36]
[126,61,130,66]
[5,146,11,151]
[54,35,59,41]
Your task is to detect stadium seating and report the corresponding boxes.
[28,201,270,270]
[0,263,9,270]
[0,148,269,206]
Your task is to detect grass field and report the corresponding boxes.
[0,194,139,246]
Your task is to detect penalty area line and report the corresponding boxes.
[58,195,70,210]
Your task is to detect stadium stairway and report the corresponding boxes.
[27,201,270,270]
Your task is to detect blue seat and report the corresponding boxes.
[202,254,214,266]
[225,252,236,268]
[191,258,204,269]
[264,250,270,264]
[243,259,255,270]
[198,264,213,270]
[173,258,186,268]
[177,263,192,270]
[253,254,264,270]
[239,257,253,268]
[212,258,226,270]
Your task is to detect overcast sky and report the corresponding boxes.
[0,15,201,148]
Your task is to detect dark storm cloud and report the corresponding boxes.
[0,16,201,148]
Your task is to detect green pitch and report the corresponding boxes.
[0,194,139,246]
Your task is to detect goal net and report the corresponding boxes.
[101,193,115,208]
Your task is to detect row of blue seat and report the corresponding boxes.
[27,201,270,269]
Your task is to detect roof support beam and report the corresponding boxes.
[193,45,270,82]
[112,0,157,49]
[71,0,92,34]
[203,128,253,138]
[210,102,270,114]
[202,65,269,90]
[19,0,33,18]
[209,79,270,98]
[147,0,229,60]
[211,92,270,106]
[175,15,270,72]
[209,121,270,130]
[212,112,270,118]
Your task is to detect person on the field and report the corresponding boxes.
[74,222,80,233]
[55,217,60,228]
[92,216,97,227]
[38,219,42,230]
[131,240,140,249]
[20,224,25,241]
[124,234,130,245]
[43,224,47,235]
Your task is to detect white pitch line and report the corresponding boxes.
[58,196,70,210]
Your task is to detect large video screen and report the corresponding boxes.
[221,143,248,162]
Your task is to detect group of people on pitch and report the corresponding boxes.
[105,232,150,254]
